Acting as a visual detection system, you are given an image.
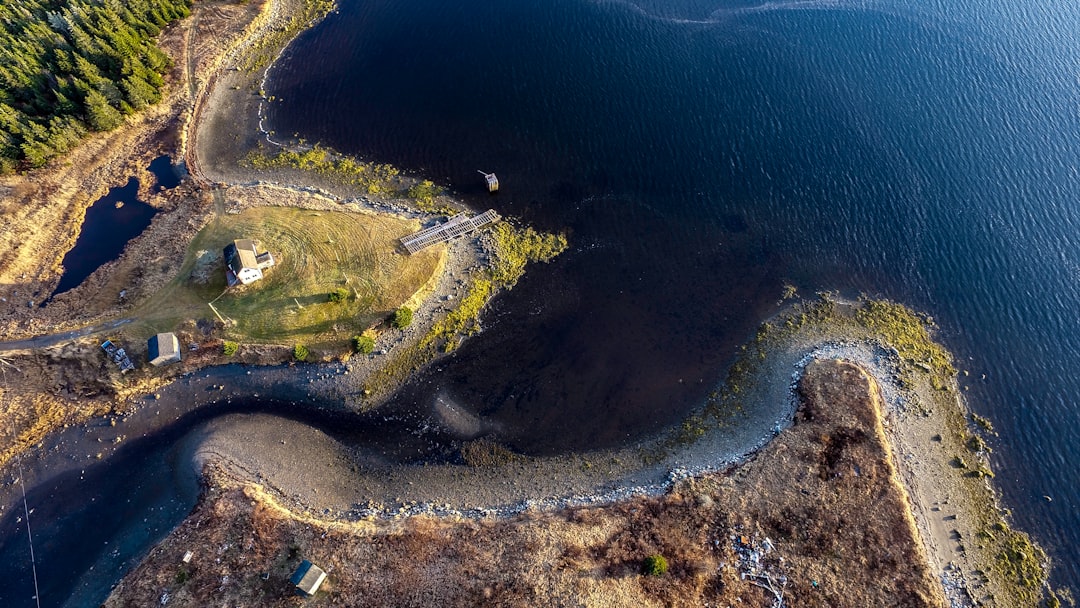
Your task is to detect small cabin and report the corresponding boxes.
[147,332,181,366]
[224,239,275,287]
[290,560,327,597]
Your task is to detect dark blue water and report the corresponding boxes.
[148,154,182,190]
[49,156,179,299]
[264,0,1080,588]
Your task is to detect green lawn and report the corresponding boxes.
[130,207,443,348]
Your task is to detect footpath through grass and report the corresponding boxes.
[131,207,442,348]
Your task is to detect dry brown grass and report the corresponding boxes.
[0,342,121,467]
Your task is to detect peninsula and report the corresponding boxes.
[0,0,1056,606]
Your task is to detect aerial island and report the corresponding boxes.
[0,0,1057,606]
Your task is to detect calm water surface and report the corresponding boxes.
[266,0,1080,587]
[49,156,178,299]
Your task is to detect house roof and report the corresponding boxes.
[147,333,181,365]
[290,560,327,595]
[226,239,260,272]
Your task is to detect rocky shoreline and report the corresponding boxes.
[101,349,958,607]
[163,297,1043,606]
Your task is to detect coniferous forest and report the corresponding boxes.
[0,0,192,174]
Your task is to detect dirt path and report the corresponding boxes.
[0,319,134,353]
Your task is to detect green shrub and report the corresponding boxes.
[353,334,376,354]
[407,179,447,211]
[222,340,239,357]
[643,554,668,576]
[293,344,309,362]
[488,222,569,288]
[392,306,414,329]
[965,433,989,453]
[328,287,349,303]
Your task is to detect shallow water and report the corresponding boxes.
[148,155,181,190]
[48,178,157,299]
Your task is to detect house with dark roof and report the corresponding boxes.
[290,560,327,597]
[147,332,181,366]
[224,239,275,286]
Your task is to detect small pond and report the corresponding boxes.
[48,156,179,300]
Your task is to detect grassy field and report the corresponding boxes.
[129,207,443,349]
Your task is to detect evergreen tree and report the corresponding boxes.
[83,88,123,131]
[0,0,192,172]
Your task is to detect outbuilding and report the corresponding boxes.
[290,560,327,597]
[147,332,181,366]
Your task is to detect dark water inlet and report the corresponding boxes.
[48,178,156,299]
[148,154,182,190]
[48,156,181,300]
[0,365,458,608]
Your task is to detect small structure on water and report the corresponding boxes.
[478,170,499,193]
[400,209,501,254]
[224,239,275,286]
[290,560,327,597]
[147,332,181,366]
[100,340,134,373]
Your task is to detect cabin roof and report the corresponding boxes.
[290,560,327,596]
[225,239,261,272]
[147,332,181,366]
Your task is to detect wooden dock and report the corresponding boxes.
[478,170,499,193]
[401,209,501,254]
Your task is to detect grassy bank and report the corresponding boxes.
[244,146,403,196]
[360,222,568,402]
[243,145,460,214]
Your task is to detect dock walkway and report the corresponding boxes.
[401,209,500,254]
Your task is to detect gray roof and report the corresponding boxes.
[147,332,181,366]
[227,239,260,272]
